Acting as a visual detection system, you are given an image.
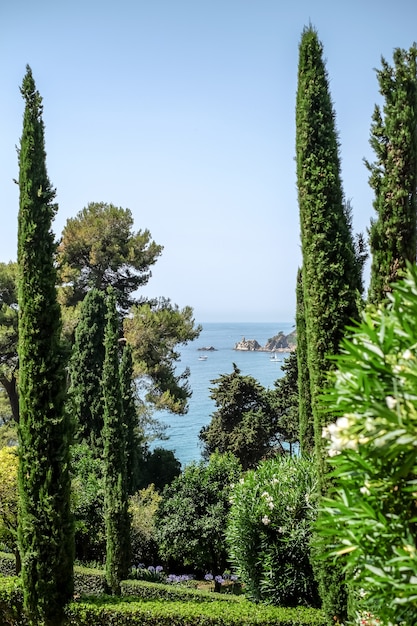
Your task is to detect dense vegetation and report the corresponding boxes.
[0,25,416,626]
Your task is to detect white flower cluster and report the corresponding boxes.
[322,414,358,456]
[261,491,274,510]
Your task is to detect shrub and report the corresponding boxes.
[317,264,417,625]
[227,455,319,607]
[0,573,326,625]
[156,452,241,575]
[129,485,161,564]
[0,551,16,576]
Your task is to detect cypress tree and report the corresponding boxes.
[295,27,362,623]
[296,268,313,454]
[366,46,417,304]
[103,289,130,594]
[119,341,142,496]
[296,24,361,481]
[68,288,106,450]
[17,65,73,625]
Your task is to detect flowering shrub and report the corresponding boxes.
[317,265,417,626]
[226,455,319,607]
[129,564,165,582]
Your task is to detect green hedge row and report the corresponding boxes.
[0,575,325,626]
[120,579,243,603]
[0,551,16,577]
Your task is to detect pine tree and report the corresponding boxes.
[17,65,73,625]
[68,288,106,450]
[119,341,142,495]
[296,268,313,454]
[366,46,417,304]
[103,289,130,594]
[295,27,362,623]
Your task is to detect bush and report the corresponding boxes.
[74,565,107,596]
[0,573,326,625]
[129,485,161,564]
[120,578,242,603]
[317,264,417,625]
[0,551,16,576]
[156,452,241,575]
[71,443,106,563]
[227,455,319,607]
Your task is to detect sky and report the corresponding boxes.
[1,1,417,323]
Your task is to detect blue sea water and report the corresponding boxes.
[150,321,295,468]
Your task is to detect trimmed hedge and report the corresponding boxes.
[0,575,325,626]
[0,552,16,577]
[74,566,107,596]
[120,579,242,603]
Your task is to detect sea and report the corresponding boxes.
[150,321,294,468]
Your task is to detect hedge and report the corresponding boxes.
[0,574,325,625]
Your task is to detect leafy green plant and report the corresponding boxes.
[226,455,319,607]
[317,264,417,625]
[156,452,241,575]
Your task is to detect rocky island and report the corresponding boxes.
[234,329,296,352]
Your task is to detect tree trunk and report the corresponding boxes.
[0,373,19,423]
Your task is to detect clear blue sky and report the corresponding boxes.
[1,1,417,322]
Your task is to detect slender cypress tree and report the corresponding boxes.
[119,341,141,495]
[103,289,130,594]
[296,25,361,480]
[295,27,362,623]
[17,65,73,625]
[68,288,106,450]
[366,46,417,304]
[296,268,313,454]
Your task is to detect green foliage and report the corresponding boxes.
[226,456,319,608]
[120,578,242,603]
[0,551,16,576]
[0,573,326,625]
[295,27,363,623]
[103,289,131,594]
[68,288,107,450]
[296,268,313,454]
[57,201,163,312]
[156,452,241,574]
[0,448,18,555]
[17,64,74,626]
[366,46,417,304]
[0,262,19,423]
[295,24,361,476]
[270,351,300,454]
[124,298,201,414]
[120,342,142,495]
[138,447,181,492]
[317,264,417,626]
[73,564,107,596]
[71,443,106,563]
[199,364,287,470]
[129,485,162,565]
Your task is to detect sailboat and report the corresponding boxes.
[270,352,281,362]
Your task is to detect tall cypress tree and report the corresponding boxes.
[296,25,361,480]
[366,46,417,304]
[119,341,141,495]
[295,27,362,623]
[103,289,130,594]
[17,65,73,625]
[68,288,107,450]
[296,268,313,454]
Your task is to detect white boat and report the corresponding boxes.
[270,353,281,362]
[198,355,208,361]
